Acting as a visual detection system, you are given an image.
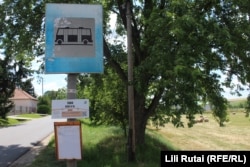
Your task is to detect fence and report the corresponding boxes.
[8,105,37,115]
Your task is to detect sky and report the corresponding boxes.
[30,56,67,96]
[31,73,67,96]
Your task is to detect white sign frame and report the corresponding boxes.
[52,99,89,119]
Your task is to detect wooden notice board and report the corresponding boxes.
[54,121,82,160]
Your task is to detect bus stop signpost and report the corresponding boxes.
[45,3,103,167]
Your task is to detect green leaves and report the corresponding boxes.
[80,69,128,135]
[0,57,15,118]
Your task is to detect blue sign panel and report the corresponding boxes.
[45,4,103,73]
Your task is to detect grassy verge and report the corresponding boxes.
[0,114,45,127]
[0,118,20,127]
[28,119,173,167]
[16,113,44,119]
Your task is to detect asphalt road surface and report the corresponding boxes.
[0,116,60,167]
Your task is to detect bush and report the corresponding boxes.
[37,105,51,114]
[38,96,50,106]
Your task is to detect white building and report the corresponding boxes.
[9,88,38,115]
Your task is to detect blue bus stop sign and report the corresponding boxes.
[45,4,103,73]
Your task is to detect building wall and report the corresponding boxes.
[9,99,38,115]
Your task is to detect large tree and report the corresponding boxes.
[0,56,15,118]
[0,0,35,118]
[1,0,250,144]
[102,0,250,144]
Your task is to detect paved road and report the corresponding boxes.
[0,116,61,167]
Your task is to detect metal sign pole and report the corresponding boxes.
[67,73,78,167]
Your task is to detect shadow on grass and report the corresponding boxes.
[28,124,172,167]
[79,119,107,128]
[82,132,172,167]
[0,119,9,126]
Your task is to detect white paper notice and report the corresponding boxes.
[57,125,82,159]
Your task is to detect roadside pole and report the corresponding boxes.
[67,73,78,167]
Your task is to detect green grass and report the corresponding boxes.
[0,114,44,127]
[0,118,20,126]
[28,119,173,167]
[16,113,44,119]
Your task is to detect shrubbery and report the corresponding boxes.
[37,96,51,114]
[37,104,51,114]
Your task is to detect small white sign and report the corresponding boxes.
[52,99,89,119]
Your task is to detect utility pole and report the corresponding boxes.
[41,77,44,96]
[37,76,44,95]
[126,0,136,161]
[67,73,78,167]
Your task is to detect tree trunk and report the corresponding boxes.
[134,105,148,145]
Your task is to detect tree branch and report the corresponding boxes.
[117,0,127,29]
[146,87,165,117]
[103,38,127,83]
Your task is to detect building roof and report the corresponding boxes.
[9,88,37,101]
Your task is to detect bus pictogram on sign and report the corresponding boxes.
[55,27,93,45]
